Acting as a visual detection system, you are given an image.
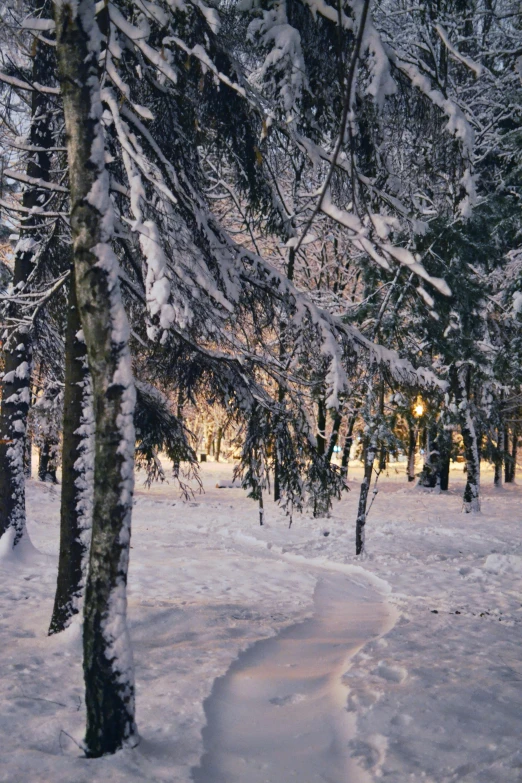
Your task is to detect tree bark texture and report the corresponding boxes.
[49,276,93,635]
[54,0,137,755]
[407,423,416,482]
[326,411,342,463]
[274,246,295,502]
[438,428,451,491]
[215,426,223,462]
[312,397,328,517]
[454,366,480,512]
[355,434,376,555]
[505,424,517,483]
[38,437,59,483]
[24,436,32,478]
[0,31,53,547]
[378,379,386,472]
[341,412,357,480]
[316,398,326,457]
[494,426,503,488]
[509,422,518,482]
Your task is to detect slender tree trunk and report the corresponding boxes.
[326,411,342,463]
[49,276,93,634]
[378,378,386,472]
[438,427,451,491]
[0,31,53,548]
[215,426,223,462]
[259,490,264,526]
[274,247,295,501]
[407,423,417,482]
[454,366,480,512]
[273,436,281,501]
[494,426,503,488]
[173,387,183,477]
[38,438,59,483]
[378,444,387,473]
[273,382,284,501]
[510,424,517,483]
[313,397,327,517]
[439,460,450,490]
[504,424,517,483]
[504,426,511,483]
[341,412,357,480]
[24,436,32,478]
[355,434,376,555]
[55,0,137,755]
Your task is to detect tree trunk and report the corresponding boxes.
[510,424,517,483]
[24,436,32,478]
[326,411,342,463]
[439,456,450,490]
[49,276,93,635]
[504,426,511,483]
[55,0,137,756]
[313,397,327,517]
[355,434,376,555]
[439,428,451,491]
[407,423,416,482]
[505,424,517,483]
[454,366,480,512]
[274,247,294,502]
[273,381,285,502]
[273,448,281,501]
[38,438,59,483]
[215,426,223,462]
[341,412,357,480]
[0,32,53,548]
[378,444,387,473]
[494,426,503,488]
[378,378,386,472]
[173,388,183,477]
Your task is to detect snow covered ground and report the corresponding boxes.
[1,460,521,782]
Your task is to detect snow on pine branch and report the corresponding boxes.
[4,169,68,193]
[435,24,483,79]
[317,192,452,297]
[299,0,353,30]
[91,0,446,409]
[0,70,60,95]
[235,239,445,404]
[247,0,307,118]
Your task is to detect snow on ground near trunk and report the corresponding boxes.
[0,461,521,782]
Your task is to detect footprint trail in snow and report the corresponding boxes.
[192,573,395,783]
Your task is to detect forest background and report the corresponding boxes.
[0,0,521,760]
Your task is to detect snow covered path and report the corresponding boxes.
[1,461,522,782]
[193,573,395,783]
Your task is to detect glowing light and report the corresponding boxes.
[413,398,425,418]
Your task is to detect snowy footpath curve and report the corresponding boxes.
[191,572,397,783]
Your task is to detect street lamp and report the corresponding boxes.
[413,396,425,418]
